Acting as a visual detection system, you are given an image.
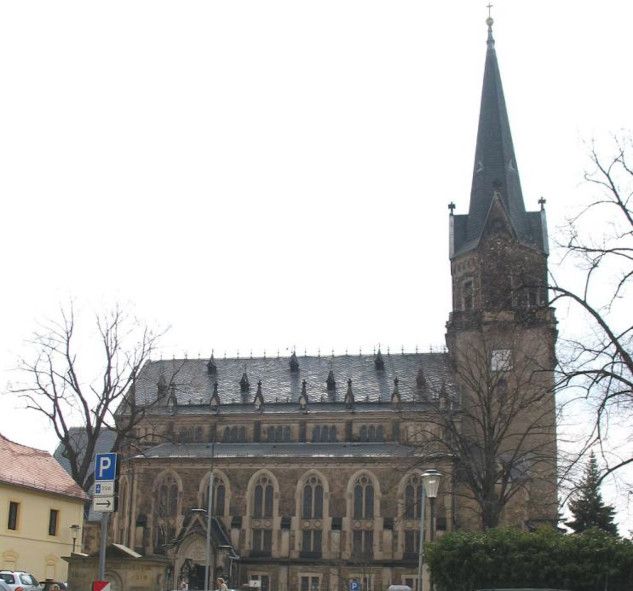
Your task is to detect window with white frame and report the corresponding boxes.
[300,575,321,591]
[491,349,512,372]
[249,574,270,591]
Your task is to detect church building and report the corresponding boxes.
[106,17,558,591]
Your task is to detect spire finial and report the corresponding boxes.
[486,4,495,48]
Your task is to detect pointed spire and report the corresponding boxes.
[374,348,385,371]
[167,383,177,414]
[416,367,427,390]
[207,353,217,375]
[240,371,250,393]
[326,370,336,392]
[391,377,401,407]
[344,378,354,409]
[298,379,308,411]
[254,380,264,410]
[157,373,168,399]
[289,351,299,373]
[464,15,532,249]
[210,381,221,410]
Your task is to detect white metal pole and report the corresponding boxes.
[416,487,426,591]
[99,513,109,580]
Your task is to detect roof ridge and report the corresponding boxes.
[0,432,50,455]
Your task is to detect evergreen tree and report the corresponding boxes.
[567,452,618,535]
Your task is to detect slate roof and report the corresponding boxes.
[53,427,117,483]
[131,352,457,411]
[139,441,416,459]
[452,19,548,257]
[0,433,88,501]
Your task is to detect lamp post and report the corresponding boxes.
[70,524,81,553]
[416,470,442,591]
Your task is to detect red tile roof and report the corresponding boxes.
[0,433,88,501]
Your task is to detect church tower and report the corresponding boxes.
[445,17,558,529]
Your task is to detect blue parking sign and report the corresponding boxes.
[95,453,117,481]
[350,581,360,591]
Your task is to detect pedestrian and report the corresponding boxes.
[216,578,228,591]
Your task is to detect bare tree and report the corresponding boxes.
[13,303,164,489]
[552,136,633,480]
[407,334,558,530]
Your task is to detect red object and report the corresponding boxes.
[92,581,111,591]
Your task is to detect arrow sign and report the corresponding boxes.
[92,495,115,513]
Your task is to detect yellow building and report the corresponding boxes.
[0,433,87,582]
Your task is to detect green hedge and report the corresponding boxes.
[425,527,633,591]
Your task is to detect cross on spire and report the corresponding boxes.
[487,3,493,19]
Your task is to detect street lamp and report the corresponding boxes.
[192,447,215,591]
[70,524,81,553]
[191,486,214,591]
[416,470,442,591]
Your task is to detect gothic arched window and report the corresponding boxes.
[253,475,273,518]
[404,475,422,519]
[353,475,374,519]
[158,476,179,517]
[312,426,321,443]
[402,474,422,557]
[302,475,324,519]
[360,425,368,442]
[202,476,227,516]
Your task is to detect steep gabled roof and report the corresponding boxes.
[131,352,457,411]
[0,433,88,501]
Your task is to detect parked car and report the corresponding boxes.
[0,572,40,591]
[0,579,11,591]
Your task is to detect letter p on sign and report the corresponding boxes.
[94,453,117,481]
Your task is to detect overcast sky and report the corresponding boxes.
[1,1,632,531]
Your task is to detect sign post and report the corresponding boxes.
[94,453,118,581]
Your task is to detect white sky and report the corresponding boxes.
[1,1,632,531]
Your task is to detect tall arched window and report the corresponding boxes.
[202,475,227,516]
[402,474,422,558]
[158,476,179,517]
[301,474,324,558]
[253,475,273,518]
[353,475,374,519]
[302,475,324,519]
[155,473,180,552]
[404,476,422,519]
[312,426,321,442]
[252,474,274,557]
[360,425,368,442]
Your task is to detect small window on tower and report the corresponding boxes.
[491,349,512,372]
[463,280,474,310]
